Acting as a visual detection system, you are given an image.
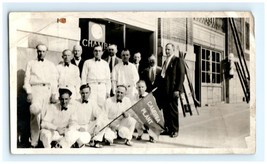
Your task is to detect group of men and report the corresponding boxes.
[23,42,185,148]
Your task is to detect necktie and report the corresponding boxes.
[38,58,44,62]
[82,99,88,104]
[64,63,69,67]
[150,68,155,83]
[109,57,113,72]
[117,99,122,103]
[139,95,145,99]
[95,58,100,62]
[123,62,128,65]
[161,57,169,78]
[61,107,68,111]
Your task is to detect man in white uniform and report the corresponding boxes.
[57,49,81,100]
[40,88,78,148]
[103,85,137,146]
[81,45,111,108]
[133,80,155,143]
[73,84,106,148]
[23,44,58,148]
[112,49,139,100]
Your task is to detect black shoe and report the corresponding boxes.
[71,142,79,148]
[104,139,111,145]
[149,136,155,143]
[51,141,62,148]
[170,132,178,138]
[136,135,142,140]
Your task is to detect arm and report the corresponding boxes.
[23,61,32,94]
[174,58,185,93]
[74,66,81,96]
[105,63,111,97]
[81,61,88,85]
[111,65,118,95]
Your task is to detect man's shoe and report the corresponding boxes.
[94,141,103,148]
[170,132,178,138]
[149,136,155,143]
[125,139,132,146]
[136,135,142,140]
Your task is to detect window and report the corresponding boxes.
[201,48,221,84]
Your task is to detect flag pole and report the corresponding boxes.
[91,88,158,138]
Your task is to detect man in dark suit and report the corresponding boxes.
[133,52,143,75]
[141,54,162,92]
[71,45,85,77]
[103,44,121,73]
[155,43,185,138]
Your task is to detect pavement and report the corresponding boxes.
[19,102,251,152]
[84,102,251,149]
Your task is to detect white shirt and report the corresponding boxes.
[57,63,80,88]
[74,58,81,66]
[81,58,111,93]
[23,59,58,94]
[41,103,77,131]
[104,97,132,120]
[112,62,139,88]
[75,99,102,126]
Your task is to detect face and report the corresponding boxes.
[133,53,141,64]
[121,50,130,63]
[36,45,47,60]
[116,86,126,101]
[108,45,117,57]
[148,56,156,67]
[59,93,71,108]
[93,46,103,59]
[137,81,147,95]
[72,45,82,59]
[165,44,174,57]
[62,50,73,63]
[80,87,90,101]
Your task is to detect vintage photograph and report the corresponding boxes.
[9,12,255,154]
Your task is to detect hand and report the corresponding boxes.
[173,91,180,98]
[27,93,32,103]
[106,93,110,99]
[50,94,57,104]
[122,112,129,118]
[79,127,86,132]
[57,127,66,135]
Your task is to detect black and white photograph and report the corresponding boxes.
[9,12,255,154]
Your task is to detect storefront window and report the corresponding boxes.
[201,48,221,84]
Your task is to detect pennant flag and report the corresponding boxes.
[57,18,66,23]
[129,93,165,139]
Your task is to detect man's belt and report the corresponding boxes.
[31,83,50,87]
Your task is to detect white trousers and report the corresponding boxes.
[40,129,79,148]
[29,85,51,146]
[104,116,136,143]
[89,83,107,108]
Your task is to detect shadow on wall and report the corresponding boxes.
[17,69,30,147]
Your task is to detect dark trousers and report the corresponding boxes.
[162,97,179,133]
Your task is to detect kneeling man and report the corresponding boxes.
[40,88,78,148]
[103,85,137,146]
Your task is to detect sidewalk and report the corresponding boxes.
[88,102,251,149]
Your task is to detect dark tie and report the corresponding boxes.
[109,57,113,72]
[150,68,155,82]
[123,62,128,65]
[38,58,44,62]
[64,63,69,67]
[139,95,145,99]
[95,58,100,62]
[82,99,88,104]
[117,99,122,103]
[61,107,68,111]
